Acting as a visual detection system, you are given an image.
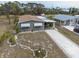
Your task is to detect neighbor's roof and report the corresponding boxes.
[19,15,56,23]
[54,14,76,21]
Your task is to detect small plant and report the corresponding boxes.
[0,31,16,45]
[9,35,16,45]
[34,48,46,58]
[0,31,11,43]
[14,15,19,24]
[13,15,20,33]
[15,24,20,33]
[47,15,53,20]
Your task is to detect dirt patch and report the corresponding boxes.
[0,15,15,36]
[17,32,67,58]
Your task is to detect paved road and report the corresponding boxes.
[45,30,79,58]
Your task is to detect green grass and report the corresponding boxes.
[56,26,79,45]
[46,15,55,19]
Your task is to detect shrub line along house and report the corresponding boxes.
[18,15,56,32]
[54,14,79,26]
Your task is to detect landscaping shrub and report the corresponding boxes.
[15,24,20,33]
[0,31,11,43]
[47,15,53,20]
[14,15,19,24]
[34,48,46,58]
[0,31,16,45]
[9,35,16,45]
[13,15,20,33]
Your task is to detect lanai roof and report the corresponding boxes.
[37,16,56,22]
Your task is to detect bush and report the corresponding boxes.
[47,15,53,20]
[0,31,16,45]
[15,24,20,33]
[0,31,11,43]
[34,48,46,58]
[14,15,19,24]
[9,35,16,45]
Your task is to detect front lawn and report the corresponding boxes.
[17,32,67,58]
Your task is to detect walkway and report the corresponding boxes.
[45,30,79,58]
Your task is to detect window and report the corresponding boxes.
[21,23,30,27]
[34,23,43,27]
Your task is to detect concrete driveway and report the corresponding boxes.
[45,30,79,58]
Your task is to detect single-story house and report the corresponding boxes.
[18,15,56,32]
[54,14,79,26]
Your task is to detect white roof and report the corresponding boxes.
[37,16,47,19]
[42,19,56,22]
[37,16,56,23]
[75,15,79,16]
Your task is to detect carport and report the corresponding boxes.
[43,19,56,29]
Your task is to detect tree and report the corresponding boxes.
[6,13,11,24]
[11,1,22,15]
[24,3,45,15]
[34,3,45,15]
[2,2,12,24]
[69,7,79,15]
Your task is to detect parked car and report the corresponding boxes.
[74,24,79,33]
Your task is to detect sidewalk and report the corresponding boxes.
[45,30,79,58]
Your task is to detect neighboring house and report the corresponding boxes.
[18,15,56,32]
[61,8,69,13]
[54,14,79,26]
[74,15,79,33]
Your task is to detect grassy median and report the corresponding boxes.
[56,26,79,45]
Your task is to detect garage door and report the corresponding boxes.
[34,23,43,26]
[21,23,30,27]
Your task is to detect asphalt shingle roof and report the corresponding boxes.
[19,15,56,23]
